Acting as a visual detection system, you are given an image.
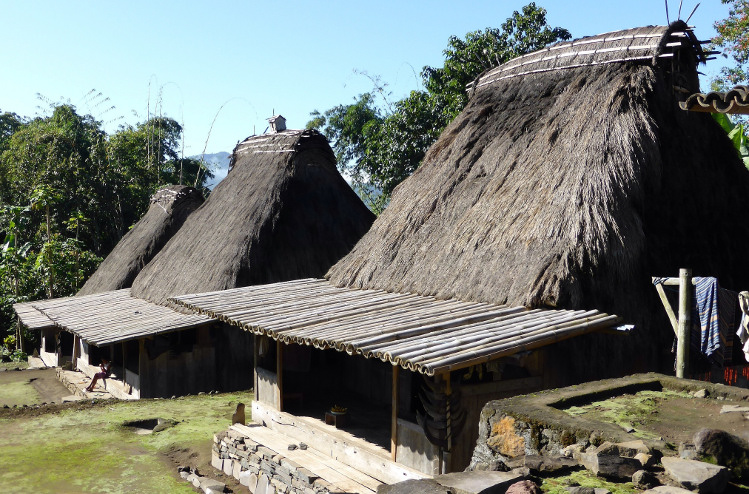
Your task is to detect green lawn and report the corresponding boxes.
[0,391,253,493]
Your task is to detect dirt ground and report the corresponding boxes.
[0,368,73,407]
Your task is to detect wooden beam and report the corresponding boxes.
[651,277,697,286]
[391,365,399,461]
[676,268,692,378]
[654,283,679,335]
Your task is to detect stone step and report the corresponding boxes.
[231,422,380,493]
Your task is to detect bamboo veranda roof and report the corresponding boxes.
[13,301,54,330]
[171,279,621,376]
[30,289,213,346]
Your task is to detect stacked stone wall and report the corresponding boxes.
[212,429,342,494]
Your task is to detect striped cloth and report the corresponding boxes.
[692,278,734,364]
[653,277,737,365]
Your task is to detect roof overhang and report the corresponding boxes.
[28,289,214,346]
[680,85,749,114]
[171,279,621,376]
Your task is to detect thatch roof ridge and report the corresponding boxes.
[130,129,373,304]
[469,21,705,92]
[77,184,203,296]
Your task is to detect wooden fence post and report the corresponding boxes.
[676,268,692,378]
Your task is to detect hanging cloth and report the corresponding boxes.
[737,292,749,362]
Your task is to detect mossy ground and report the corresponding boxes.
[562,390,692,441]
[539,470,637,494]
[0,391,253,493]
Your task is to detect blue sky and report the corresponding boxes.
[1,1,731,157]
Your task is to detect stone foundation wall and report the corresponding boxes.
[212,429,341,493]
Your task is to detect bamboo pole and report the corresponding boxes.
[676,268,692,378]
[654,283,678,335]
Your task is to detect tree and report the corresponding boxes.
[308,3,570,211]
[0,102,212,349]
[0,110,24,153]
[711,0,749,89]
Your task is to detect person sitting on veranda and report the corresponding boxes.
[85,358,111,392]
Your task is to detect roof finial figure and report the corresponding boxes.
[268,115,286,133]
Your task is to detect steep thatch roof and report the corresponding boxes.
[77,185,203,296]
[326,23,749,371]
[131,129,374,305]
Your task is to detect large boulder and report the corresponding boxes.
[661,457,729,494]
[523,455,579,475]
[579,443,642,480]
[378,472,525,494]
[693,428,749,480]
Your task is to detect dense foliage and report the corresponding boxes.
[711,0,749,89]
[0,103,213,353]
[308,3,570,212]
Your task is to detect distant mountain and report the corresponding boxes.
[193,152,231,189]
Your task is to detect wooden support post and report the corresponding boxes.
[276,340,284,411]
[391,365,399,461]
[138,339,145,397]
[72,335,80,370]
[253,335,259,402]
[442,372,452,475]
[16,318,24,353]
[676,268,692,378]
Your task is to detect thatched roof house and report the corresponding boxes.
[131,129,375,304]
[17,129,374,398]
[77,185,203,296]
[327,22,749,374]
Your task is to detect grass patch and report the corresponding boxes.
[0,391,253,493]
[0,380,41,407]
[540,470,637,494]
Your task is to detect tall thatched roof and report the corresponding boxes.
[77,185,203,296]
[326,23,749,370]
[131,129,374,305]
